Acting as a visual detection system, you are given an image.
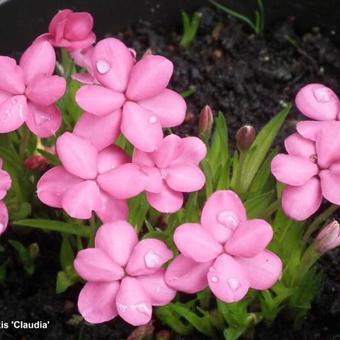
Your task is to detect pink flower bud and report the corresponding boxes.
[315,220,340,254]
[24,155,49,171]
[199,105,213,138]
[236,125,256,151]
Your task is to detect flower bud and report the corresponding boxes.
[315,220,340,254]
[199,105,213,138]
[236,125,256,151]
[24,155,49,171]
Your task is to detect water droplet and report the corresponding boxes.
[96,60,111,74]
[148,115,158,124]
[313,87,333,103]
[217,210,239,230]
[117,303,128,312]
[35,112,51,126]
[210,275,219,283]
[135,303,151,316]
[227,278,240,291]
[144,250,161,268]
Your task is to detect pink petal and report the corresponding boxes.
[0,201,8,235]
[92,38,135,92]
[282,177,322,221]
[74,111,122,150]
[295,83,339,120]
[72,72,96,85]
[37,166,82,208]
[296,120,326,141]
[174,223,223,262]
[140,166,163,193]
[132,148,155,167]
[97,145,129,174]
[97,163,146,199]
[0,95,26,133]
[151,134,182,168]
[126,239,173,276]
[0,56,25,94]
[201,190,247,244]
[284,133,316,158]
[121,101,163,152]
[62,180,101,219]
[208,254,250,303]
[271,154,318,186]
[95,191,128,223]
[48,9,72,36]
[236,250,282,290]
[75,85,125,116]
[64,12,94,40]
[0,169,11,200]
[25,75,66,107]
[146,184,183,213]
[74,248,124,281]
[56,132,98,179]
[165,164,205,192]
[138,89,186,128]
[137,269,176,306]
[78,281,119,324]
[224,219,273,257]
[58,33,96,52]
[316,122,340,169]
[165,254,211,293]
[19,40,56,83]
[116,277,152,326]
[25,103,61,138]
[319,170,340,205]
[126,55,173,101]
[0,90,11,104]
[95,221,138,267]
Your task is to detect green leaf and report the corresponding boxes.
[56,270,74,294]
[60,235,74,270]
[244,190,275,219]
[37,149,60,166]
[223,326,249,340]
[8,240,35,275]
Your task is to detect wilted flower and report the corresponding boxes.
[271,123,340,221]
[236,125,256,151]
[165,190,282,302]
[0,159,11,235]
[199,105,213,139]
[0,40,66,137]
[132,134,206,213]
[74,37,187,152]
[315,220,340,254]
[74,221,175,325]
[36,9,96,52]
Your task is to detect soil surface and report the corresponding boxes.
[1,6,340,340]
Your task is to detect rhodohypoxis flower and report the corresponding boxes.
[271,123,340,221]
[74,38,187,152]
[165,190,282,302]
[0,40,66,137]
[315,220,340,254]
[132,134,206,213]
[0,160,11,235]
[74,221,175,325]
[36,9,96,52]
[37,132,147,222]
[295,83,340,141]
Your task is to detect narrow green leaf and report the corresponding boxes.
[60,235,74,270]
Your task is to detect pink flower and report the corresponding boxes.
[295,83,340,141]
[132,134,206,213]
[315,220,340,253]
[0,40,66,137]
[165,190,282,302]
[74,221,175,325]
[37,132,148,222]
[36,9,96,52]
[0,160,11,235]
[271,123,340,221]
[74,38,187,152]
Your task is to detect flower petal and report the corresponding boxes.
[97,163,146,199]
[174,223,223,262]
[201,190,247,244]
[78,281,119,324]
[140,166,163,193]
[132,148,155,167]
[151,134,182,168]
[95,221,138,267]
[208,254,249,303]
[97,145,129,174]
[74,111,121,150]
[92,38,135,92]
[95,191,128,223]
[224,219,273,257]
[284,133,316,158]
[166,164,205,193]
[20,40,56,83]
[62,180,101,219]
[138,89,186,128]
[146,184,183,213]
[116,277,152,326]
[64,12,94,40]
[56,132,98,179]
[165,254,211,294]
[0,169,11,200]
[0,56,25,94]
[236,250,282,290]
[295,83,339,120]
[37,166,82,208]
[48,9,72,35]
[319,170,340,205]
[296,120,326,141]
[171,137,207,166]
[282,177,322,221]
[121,101,163,152]
[126,239,173,276]
[75,85,125,116]
[25,104,61,138]
[74,248,124,281]
[137,269,176,306]
[271,154,318,186]
[0,95,26,133]
[126,55,173,101]
[0,201,8,235]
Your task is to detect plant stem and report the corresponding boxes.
[235,150,246,193]
[19,127,30,159]
[88,215,97,247]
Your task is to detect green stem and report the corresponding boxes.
[19,127,31,159]
[235,150,246,193]
[88,215,97,247]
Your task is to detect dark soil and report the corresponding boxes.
[1,5,340,340]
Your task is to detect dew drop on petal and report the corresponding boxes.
[313,87,333,103]
[210,275,219,283]
[135,303,152,316]
[96,60,111,74]
[148,115,158,124]
[144,250,161,268]
[217,210,239,230]
[227,278,240,291]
